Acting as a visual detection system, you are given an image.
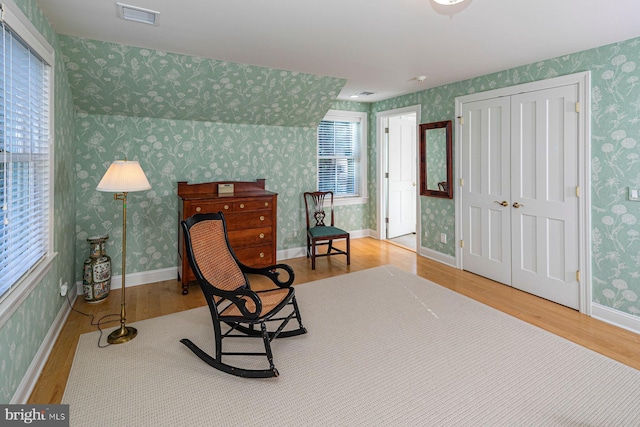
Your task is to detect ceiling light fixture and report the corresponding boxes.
[116,2,160,25]
[433,0,465,5]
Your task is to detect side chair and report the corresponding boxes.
[180,212,307,378]
[303,191,350,270]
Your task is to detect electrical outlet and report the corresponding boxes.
[59,278,68,297]
[440,233,447,244]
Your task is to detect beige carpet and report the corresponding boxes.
[63,265,640,426]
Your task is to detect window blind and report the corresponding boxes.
[317,118,361,197]
[0,20,51,303]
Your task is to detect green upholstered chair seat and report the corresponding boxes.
[308,226,348,239]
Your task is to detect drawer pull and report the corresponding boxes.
[265,202,269,207]
[259,252,265,258]
[224,205,229,210]
[260,216,265,221]
[259,233,265,239]
[239,203,245,208]
[195,207,202,212]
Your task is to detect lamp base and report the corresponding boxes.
[107,325,138,344]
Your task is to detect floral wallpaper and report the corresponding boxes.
[75,115,318,279]
[371,37,640,318]
[0,0,77,403]
[59,36,345,128]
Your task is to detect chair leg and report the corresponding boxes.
[327,239,333,254]
[346,235,350,265]
[311,239,316,270]
[261,322,278,375]
[306,236,311,258]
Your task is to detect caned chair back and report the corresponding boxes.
[182,213,248,296]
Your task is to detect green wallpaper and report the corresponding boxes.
[371,36,640,318]
[0,0,76,403]
[60,36,345,128]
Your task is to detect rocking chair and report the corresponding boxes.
[303,191,350,270]
[180,212,307,378]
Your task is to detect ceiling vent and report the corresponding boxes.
[357,91,376,96]
[116,3,160,25]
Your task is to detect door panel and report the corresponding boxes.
[510,85,579,309]
[461,98,511,285]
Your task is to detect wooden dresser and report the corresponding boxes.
[177,179,277,295]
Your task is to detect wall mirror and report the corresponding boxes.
[419,120,453,199]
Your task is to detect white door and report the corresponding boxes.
[510,85,580,309]
[388,114,417,239]
[461,84,580,309]
[461,97,512,285]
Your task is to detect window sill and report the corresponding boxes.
[0,252,58,329]
[333,196,368,207]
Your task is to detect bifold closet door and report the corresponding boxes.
[461,84,580,309]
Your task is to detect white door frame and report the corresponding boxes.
[376,105,421,244]
[454,71,591,314]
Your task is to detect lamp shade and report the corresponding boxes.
[96,160,152,193]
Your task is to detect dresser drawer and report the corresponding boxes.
[225,211,273,230]
[234,199,273,212]
[228,227,273,247]
[234,245,274,267]
[189,200,234,215]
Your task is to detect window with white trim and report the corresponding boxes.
[317,110,367,204]
[0,1,55,319]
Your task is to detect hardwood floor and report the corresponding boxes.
[28,237,640,404]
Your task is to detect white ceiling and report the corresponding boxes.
[36,0,640,102]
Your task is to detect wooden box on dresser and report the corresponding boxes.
[177,179,277,295]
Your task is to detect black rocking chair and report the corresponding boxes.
[180,212,307,378]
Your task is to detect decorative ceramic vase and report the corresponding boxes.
[83,234,111,303]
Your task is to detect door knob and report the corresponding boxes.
[493,200,508,207]
[513,202,523,208]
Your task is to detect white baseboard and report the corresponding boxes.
[76,266,178,295]
[591,303,640,335]
[76,232,370,293]
[11,288,78,404]
[277,229,370,262]
[419,246,456,267]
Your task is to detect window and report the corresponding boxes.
[317,110,367,204]
[0,1,55,324]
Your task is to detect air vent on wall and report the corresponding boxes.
[116,3,160,25]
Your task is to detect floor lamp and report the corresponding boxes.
[97,160,151,344]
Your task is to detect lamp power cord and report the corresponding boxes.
[63,291,120,348]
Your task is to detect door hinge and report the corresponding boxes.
[385,172,389,178]
[460,178,464,187]
[575,102,580,113]
[385,127,389,134]
[458,116,464,125]
[460,240,464,248]
[385,217,389,224]
[576,186,580,197]
[576,270,581,282]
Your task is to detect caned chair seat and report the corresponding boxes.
[180,212,306,378]
[219,288,293,318]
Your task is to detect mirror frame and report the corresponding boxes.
[419,120,453,199]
